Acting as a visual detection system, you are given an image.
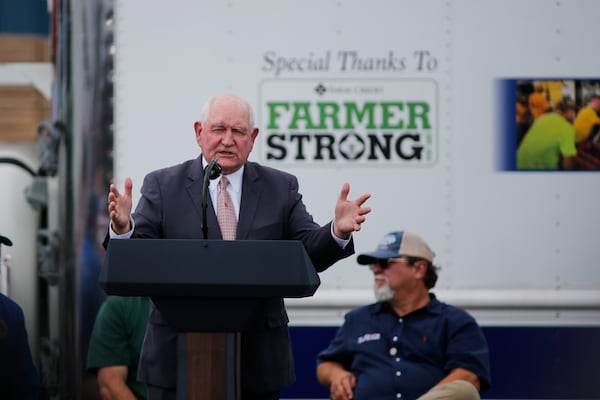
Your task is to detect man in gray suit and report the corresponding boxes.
[107,93,372,399]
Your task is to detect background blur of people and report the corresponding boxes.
[573,96,600,144]
[545,80,570,106]
[516,94,532,145]
[528,81,551,120]
[517,99,577,170]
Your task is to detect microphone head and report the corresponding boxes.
[205,157,222,180]
[209,162,222,179]
[0,235,12,246]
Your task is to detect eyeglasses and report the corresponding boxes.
[369,257,409,270]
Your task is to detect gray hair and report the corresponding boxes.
[200,94,256,129]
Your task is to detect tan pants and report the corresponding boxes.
[417,380,480,400]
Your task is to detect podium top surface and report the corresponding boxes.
[99,239,321,299]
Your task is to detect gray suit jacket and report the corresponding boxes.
[119,155,353,392]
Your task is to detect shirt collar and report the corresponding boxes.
[201,155,244,193]
[373,293,441,316]
[222,167,243,195]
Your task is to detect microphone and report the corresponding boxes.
[205,156,223,180]
[201,157,222,240]
[0,234,12,247]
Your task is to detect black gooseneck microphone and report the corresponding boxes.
[201,156,222,239]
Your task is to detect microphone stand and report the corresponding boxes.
[201,157,222,240]
[186,158,228,399]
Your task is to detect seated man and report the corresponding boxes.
[0,292,41,400]
[87,296,150,400]
[316,231,491,400]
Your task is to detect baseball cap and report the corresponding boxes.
[357,231,435,264]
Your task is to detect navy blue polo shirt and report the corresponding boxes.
[317,294,491,400]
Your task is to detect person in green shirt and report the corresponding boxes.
[517,99,577,170]
[87,296,150,400]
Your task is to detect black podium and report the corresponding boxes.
[99,238,320,400]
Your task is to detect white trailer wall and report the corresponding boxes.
[113,0,600,324]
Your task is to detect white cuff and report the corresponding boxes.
[109,217,135,239]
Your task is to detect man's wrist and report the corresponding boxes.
[109,217,135,238]
[331,222,351,248]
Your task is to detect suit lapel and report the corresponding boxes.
[237,163,260,240]
[185,155,221,239]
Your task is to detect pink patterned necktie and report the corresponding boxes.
[217,176,237,240]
